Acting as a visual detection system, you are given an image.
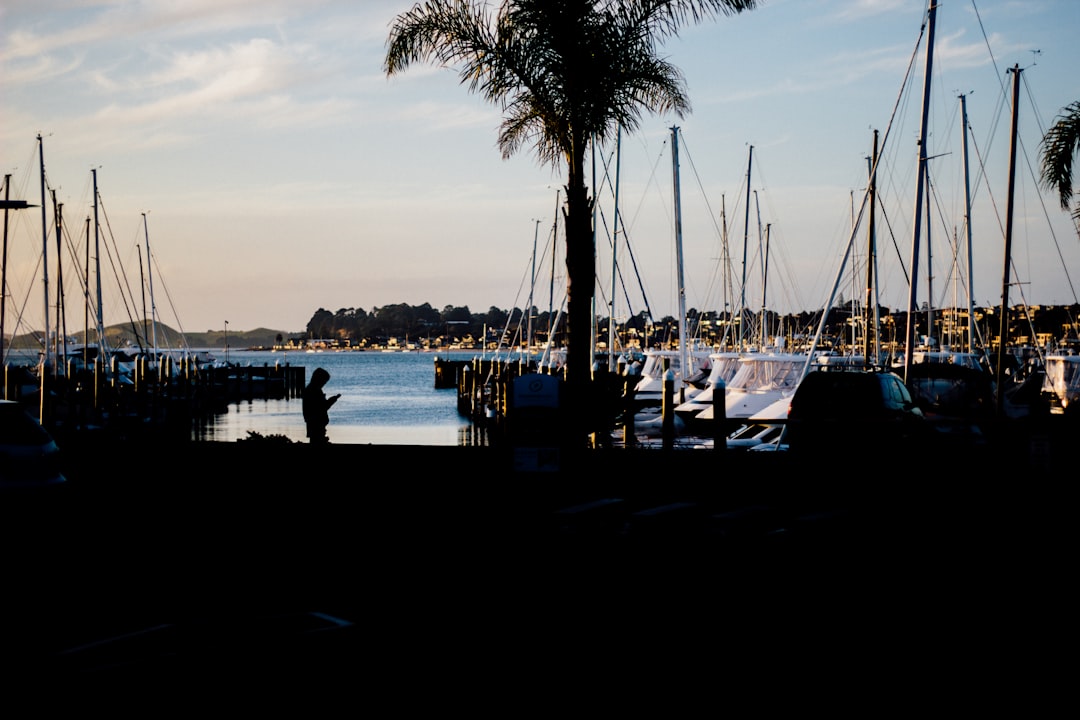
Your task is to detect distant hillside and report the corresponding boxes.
[5,323,297,352]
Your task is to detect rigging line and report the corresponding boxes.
[592,195,642,325]
[1021,69,1050,138]
[59,212,89,302]
[146,257,189,351]
[591,140,646,323]
[95,193,145,351]
[970,0,1009,100]
[1010,279,1045,366]
[958,108,991,231]
[505,243,542,353]
[970,0,1042,191]
[529,216,555,297]
[677,135,737,315]
[677,135,729,252]
[8,253,45,351]
[591,204,626,319]
[619,132,667,234]
[968,75,1077,305]
[798,9,928,373]
[966,116,1007,242]
[97,196,141,349]
[594,143,617,202]
[613,204,650,321]
[924,160,968,310]
[1017,77,1080,303]
[54,209,97,345]
[745,153,809,315]
[11,143,37,199]
[611,140,666,324]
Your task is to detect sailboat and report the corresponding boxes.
[621,126,716,438]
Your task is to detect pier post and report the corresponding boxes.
[591,361,605,448]
[458,364,470,415]
[662,368,675,450]
[712,377,727,451]
[471,357,480,418]
[94,359,102,408]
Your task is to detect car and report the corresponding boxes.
[784,367,929,453]
[904,361,997,444]
[0,400,66,489]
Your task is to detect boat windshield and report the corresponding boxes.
[706,353,743,385]
[911,351,984,370]
[1042,355,1080,403]
[726,355,807,392]
[638,350,713,382]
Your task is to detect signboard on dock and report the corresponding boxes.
[511,374,560,408]
[510,374,562,471]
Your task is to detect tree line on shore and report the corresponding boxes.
[298,301,1080,353]
[5,300,1076,356]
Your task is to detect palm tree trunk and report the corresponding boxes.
[563,158,595,446]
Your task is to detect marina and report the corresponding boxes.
[1,1,1077,690]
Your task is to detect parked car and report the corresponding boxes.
[784,367,929,453]
[0,400,66,488]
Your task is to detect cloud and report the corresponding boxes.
[390,99,501,133]
[832,0,911,23]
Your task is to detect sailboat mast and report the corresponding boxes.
[959,93,977,356]
[719,194,726,329]
[139,244,148,347]
[902,0,937,383]
[753,190,765,349]
[995,64,1022,414]
[549,189,558,347]
[741,145,753,351]
[92,168,104,350]
[762,221,771,350]
[589,134,598,372]
[671,126,689,385]
[1,175,10,367]
[925,163,935,349]
[609,126,621,371]
[143,212,158,359]
[864,130,879,365]
[83,215,90,366]
[528,217,539,357]
[39,135,50,370]
[719,194,732,349]
[53,191,67,370]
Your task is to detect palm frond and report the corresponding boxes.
[1039,100,1080,216]
[635,0,762,38]
[384,0,754,171]
[384,0,500,95]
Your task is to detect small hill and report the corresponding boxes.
[5,323,296,352]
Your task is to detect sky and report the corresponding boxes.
[2,0,1079,336]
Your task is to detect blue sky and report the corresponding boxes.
[2,0,1078,336]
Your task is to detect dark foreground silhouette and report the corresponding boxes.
[2,428,1069,699]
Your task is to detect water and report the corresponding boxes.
[193,350,479,445]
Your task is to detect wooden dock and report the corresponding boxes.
[2,359,306,441]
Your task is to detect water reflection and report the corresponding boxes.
[192,350,479,445]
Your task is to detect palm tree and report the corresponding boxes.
[384,0,760,444]
[1039,100,1080,224]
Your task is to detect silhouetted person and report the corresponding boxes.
[302,367,340,444]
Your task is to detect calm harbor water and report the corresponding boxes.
[194,349,481,445]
